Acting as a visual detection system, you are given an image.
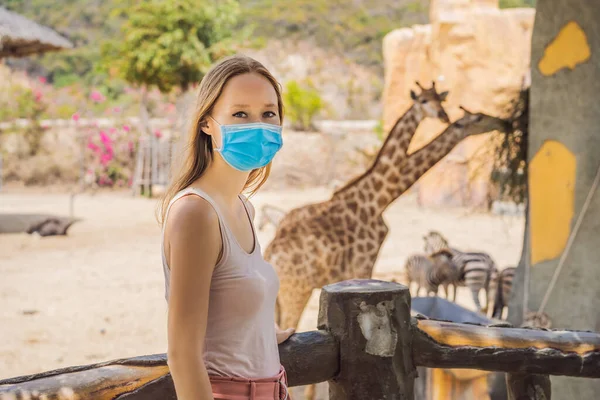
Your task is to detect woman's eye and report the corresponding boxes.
[264,111,277,118]
[233,112,247,118]
[420,99,427,104]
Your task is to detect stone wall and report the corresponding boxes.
[382,0,535,208]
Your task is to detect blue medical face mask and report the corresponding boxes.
[209,116,283,172]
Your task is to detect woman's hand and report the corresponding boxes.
[275,323,295,344]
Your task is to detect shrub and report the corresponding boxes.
[283,80,324,131]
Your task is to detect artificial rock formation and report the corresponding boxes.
[382,0,535,207]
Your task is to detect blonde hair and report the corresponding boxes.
[157,54,284,226]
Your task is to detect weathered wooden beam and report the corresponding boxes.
[413,318,600,377]
[0,331,338,399]
[318,279,416,400]
[0,354,171,400]
[278,329,339,387]
[506,373,551,400]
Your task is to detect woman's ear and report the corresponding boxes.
[199,118,212,136]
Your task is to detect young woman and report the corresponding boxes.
[158,54,295,400]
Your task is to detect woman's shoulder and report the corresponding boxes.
[167,194,220,234]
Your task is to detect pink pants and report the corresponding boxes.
[209,366,290,400]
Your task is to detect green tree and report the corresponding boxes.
[283,80,325,131]
[101,0,240,93]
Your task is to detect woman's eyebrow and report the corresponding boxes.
[230,103,277,108]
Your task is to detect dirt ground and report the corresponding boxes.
[0,186,524,397]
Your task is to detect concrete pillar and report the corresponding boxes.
[511,0,600,398]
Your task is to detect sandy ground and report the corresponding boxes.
[0,186,524,396]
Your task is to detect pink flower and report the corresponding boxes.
[87,141,99,152]
[113,107,121,113]
[90,90,106,103]
[100,153,113,166]
[99,131,111,144]
[109,127,116,134]
[166,103,176,113]
[34,90,43,102]
[127,141,134,152]
[38,76,47,84]
[154,130,162,138]
[72,113,80,122]
[123,125,131,132]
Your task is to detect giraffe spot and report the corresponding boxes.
[373,180,383,192]
[366,242,375,252]
[377,196,388,208]
[292,254,303,265]
[379,164,390,175]
[347,201,358,214]
[412,153,424,165]
[358,191,366,202]
[538,21,591,76]
[357,243,365,252]
[359,209,368,224]
[348,247,355,262]
[389,174,400,184]
[348,235,355,244]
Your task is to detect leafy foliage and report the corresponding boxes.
[490,88,529,205]
[283,80,325,131]
[100,0,240,93]
[499,0,536,8]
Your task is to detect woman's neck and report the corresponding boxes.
[193,155,249,205]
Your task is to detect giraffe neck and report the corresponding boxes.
[389,123,467,202]
[333,104,423,213]
[352,122,467,216]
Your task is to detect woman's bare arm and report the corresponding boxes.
[165,195,221,400]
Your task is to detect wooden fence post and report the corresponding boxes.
[318,279,415,400]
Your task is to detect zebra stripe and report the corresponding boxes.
[404,250,458,299]
[491,267,516,319]
[423,231,498,312]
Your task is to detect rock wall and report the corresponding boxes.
[382,0,535,208]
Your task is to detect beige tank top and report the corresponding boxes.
[161,187,281,379]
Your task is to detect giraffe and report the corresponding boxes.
[266,105,510,332]
[274,81,449,232]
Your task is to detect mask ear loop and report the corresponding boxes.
[206,115,222,151]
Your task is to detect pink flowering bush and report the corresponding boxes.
[83,108,140,188]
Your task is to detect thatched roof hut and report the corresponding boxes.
[0,6,73,58]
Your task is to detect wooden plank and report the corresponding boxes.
[0,332,339,399]
[413,319,600,377]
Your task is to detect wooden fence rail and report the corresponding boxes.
[1,279,599,399]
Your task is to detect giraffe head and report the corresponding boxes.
[410,81,450,123]
[455,106,511,137]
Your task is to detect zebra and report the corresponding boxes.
[404,249,459,298]
[491,266,516,319]
[257,204,287,231]
[423,230,498,313]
